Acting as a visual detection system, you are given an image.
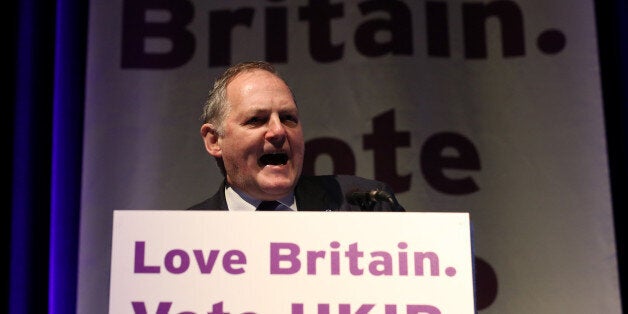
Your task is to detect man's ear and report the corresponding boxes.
[201,123,222,158]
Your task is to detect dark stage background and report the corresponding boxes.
[3,0,627,313]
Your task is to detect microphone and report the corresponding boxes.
[347,189,395,208]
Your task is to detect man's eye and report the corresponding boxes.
[245,117,264,125]
[282,115,299,125]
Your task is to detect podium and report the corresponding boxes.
[109,211,475,313]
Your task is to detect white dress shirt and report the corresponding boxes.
[225,185,297,211]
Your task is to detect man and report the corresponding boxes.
[188,61,404,211]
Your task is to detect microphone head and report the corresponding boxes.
[346,190,367,206]
[346,189,394,209]
[369,189,394,204]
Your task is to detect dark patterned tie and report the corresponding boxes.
[256,200,281,211]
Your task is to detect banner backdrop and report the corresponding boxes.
[80,0,621,313]
[109,211,474,313]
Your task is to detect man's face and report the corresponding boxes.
[203,69,304,200]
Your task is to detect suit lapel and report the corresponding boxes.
[294,176,342,211]
[199,180,229,210]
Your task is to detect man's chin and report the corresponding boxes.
[258,177,296,196]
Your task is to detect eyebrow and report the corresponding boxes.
[245,104,298,114]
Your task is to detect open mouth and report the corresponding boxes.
[259,152,289,166]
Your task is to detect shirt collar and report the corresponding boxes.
[224,185,297,211]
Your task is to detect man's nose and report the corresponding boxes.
[266,115,286,142]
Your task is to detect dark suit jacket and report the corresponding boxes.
[188,174,404,211]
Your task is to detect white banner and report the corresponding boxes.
[109,211,474,313]
[81,0,620,313]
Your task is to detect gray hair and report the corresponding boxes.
[201,61,280,135]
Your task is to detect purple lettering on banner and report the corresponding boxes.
[369,251,393,275]
[398,242,408,276]
[164,249,190,274]
[407,304,441,314]
[209,301,228,314]
[275,241,447,277]
[346,242,364,275]
[134,241,160,273]
[318,304,330,314]
[385,304,397,314]
[420,132,480,195]
[270,242,301,274]
[291,303,303,314]
[414,252,440,276]
[131,301,172,314]
[340,303,375,314]
[223,250,247,274]
[118,0,546,68]
[303,137,356,176]
[291,303,442,314]
[445,266,457,277]
[307,250,326,275]
[363,109,412,193]
[121,0,195,69]
[330,241,340,275]
[193,249,219,273]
